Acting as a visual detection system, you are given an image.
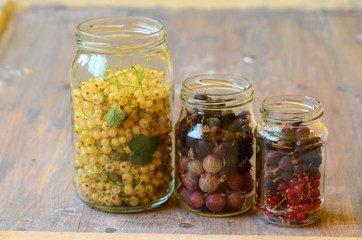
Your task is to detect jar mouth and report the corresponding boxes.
[181,74,254,110]
[76,16,166,52]
[261,95,324,124]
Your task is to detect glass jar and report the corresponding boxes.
[70,16,174,212]
[255,95,327,226]
[174,74,255,217]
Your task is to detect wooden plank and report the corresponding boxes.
[12,0,362,10]
[1,231,361,240]
[0,5,361,238]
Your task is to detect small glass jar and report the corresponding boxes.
[69,16,174,212]
[255,95,327,227]
[174,74,255,217]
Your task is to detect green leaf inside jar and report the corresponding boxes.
[106,108,125,127]
[129,134,160,165]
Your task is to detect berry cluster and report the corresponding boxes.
[71,65,173,208]
[175,94,254,215]
[256,123,324,225]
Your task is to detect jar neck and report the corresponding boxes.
[76,16,166,53]
[181,74,254,111]
[260,95,324,126]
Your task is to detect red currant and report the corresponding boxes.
[286,213,296,221]
[277,181,288,192]
[297,191,307,200]
[311,180,320,188]
[298,203,310,212]
[285,187,295,197]
[298,176,308,184]
[294,184,304,193]
[267,197,277,205]
[315,172,321,179]
[287,203,299,211]
[287,196,297,204]
[289,178,298,186]
[296,212,307,221]
[310,188,320,199]
[312,199,322,209]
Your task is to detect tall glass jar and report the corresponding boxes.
[255,95,327,226]
[70,16,174,212]
[174,74,255,217]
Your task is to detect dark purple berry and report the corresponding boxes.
[179,156,190,171]
[265,178,277,191]
[185,136,198,148]
[209,126,222,138]
[205,193,226,212]
[213,144,227,158]
[278,156,294,170]
[193,93,210,101]
[182,172,200,191]
[187,159,204,176]
[265,151,281,166]
[226,191,246,211]
[295,127,310,140]
[228,119,245,132]
[301,152,322,165]
[206,118,221,128]
[280,170,293,181]
[293,163,307,175]
[203,154,223,173]
[179,145,189,156]
[188,191,205,209]
[228,174,245,191]
[199,173,219,193]
[238,160,252,173]
[242,133,253,146]
[177,185,192,201]
[238,111,250,120]
[195,139,214,160]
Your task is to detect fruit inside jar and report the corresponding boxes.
[175,92,255,217]
[255,123,326,226]
[71,64,173,211]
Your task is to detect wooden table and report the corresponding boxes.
[0,3,361,239]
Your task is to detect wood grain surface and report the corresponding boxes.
[13,0,362,10]
[0,5,361,238]
[1,231,362,240]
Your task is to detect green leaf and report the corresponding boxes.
[129,134,160,165]
[106,108,125,128]
[130,151,149,165]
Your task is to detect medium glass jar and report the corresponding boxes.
[255,95,327,226]
[70,16,174,212]
[174,74,255,217]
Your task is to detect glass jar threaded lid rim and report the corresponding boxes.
[261,95,324,124]
[76,16,166,52]
[181,74,254,110]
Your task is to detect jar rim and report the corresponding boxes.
[77,16,164,39]
[181,74,254,110]
[76,16,166,52]
[261,95,324,123]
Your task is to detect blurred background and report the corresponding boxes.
[9,0,362,10]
